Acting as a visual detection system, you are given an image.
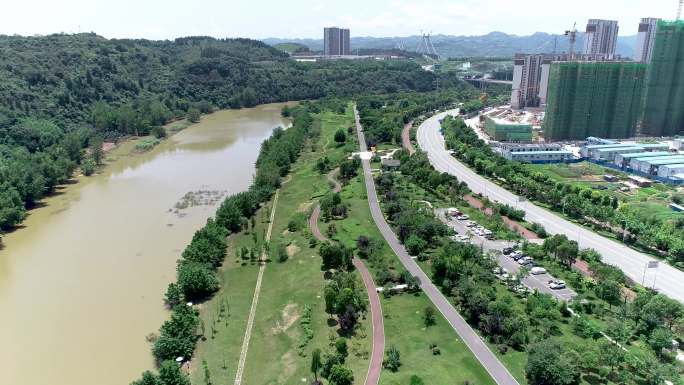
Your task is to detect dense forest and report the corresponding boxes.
[0,33,472,233]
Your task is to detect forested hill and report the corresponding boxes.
[0,33,459,232]
[0,33,438,129]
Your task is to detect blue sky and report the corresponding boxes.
[0,0,678,39]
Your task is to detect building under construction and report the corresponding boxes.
[641,20,684,136]
[543,61,647,141]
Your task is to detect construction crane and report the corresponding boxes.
[564,22,578,58]
[678,0,683,20]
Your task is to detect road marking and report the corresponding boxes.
[233,188,281,385]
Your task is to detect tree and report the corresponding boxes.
[334,129,347,144]
[82,157,96,176]
[423,306,436,327]
[131,371,160,385]
[158,360,190,385]
[649,327,674,356]
[202,359,212,385]
[164,283,183,308]
[383,345,402,372]
[526,339,580,385]
[187,108,201,123]
[409,375,425,385]
[334,338,348,359]
[338,305,358,333]
[89,135,104,165]
[596,280,621,309]
[405,234,427,256]
[177,262,219,300]
[310,348,322,382]
[324,283,338,318]
[328,364,353,385]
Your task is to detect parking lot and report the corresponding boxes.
[436,208,577,302]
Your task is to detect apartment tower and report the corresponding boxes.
[642,20,684,136]
[324,27,350,56]
[635,18,661,63]
[583,19,619,59]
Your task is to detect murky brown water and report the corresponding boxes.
[0,103,292,385]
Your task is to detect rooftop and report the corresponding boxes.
[618,151,670,159]
[510,150,573,155]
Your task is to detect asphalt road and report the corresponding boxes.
[436,210,576,302]
[417,110,684,304]
[354,107,520,385]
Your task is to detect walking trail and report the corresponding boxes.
[308,168,385,385]
[233,177,287,385]
[401,122,415,155]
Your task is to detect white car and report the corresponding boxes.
[530,267,546,275]
[457,215,469,220]
[549,280,566,290]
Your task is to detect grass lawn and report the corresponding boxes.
[380,293,496,385]
[191,107,372,385]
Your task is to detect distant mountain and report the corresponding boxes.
[263,32,637,59]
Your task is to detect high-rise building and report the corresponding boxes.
[635,18,660,63]
[642,20,684,136]
[324,27,350,56]
[583,19,619,58]
[511,53,619,110]
[543,62,647,140]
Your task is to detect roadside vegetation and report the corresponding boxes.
[442,115,684,267]
[359,98,684,385]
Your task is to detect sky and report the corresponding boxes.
[0,0,678,40]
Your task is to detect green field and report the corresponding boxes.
[528,161,684,221]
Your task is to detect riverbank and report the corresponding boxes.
[0,103,293,385]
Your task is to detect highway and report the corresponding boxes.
[354,107,520,385]
[417,110,684,304]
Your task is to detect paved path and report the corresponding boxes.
[234,187,282,385]
[401,122,415,155]
[308,168,385,385]
[354,106,519,385]
[417,110,684,304]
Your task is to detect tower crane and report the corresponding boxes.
[564,22,578,58]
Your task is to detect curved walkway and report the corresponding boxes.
[401,122,415,155]
[309,168,385,385]
[354,106,519,385]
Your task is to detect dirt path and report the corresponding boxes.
[308,168,384,385]
[233,182,284,385]
[401,122,415,155]
[463,195,539,240]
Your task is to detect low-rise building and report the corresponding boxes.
[591,146,644,162]
[507,150,574,163]
[629,175,653,187]
[580,143,636,159]
[484,116,533,142]
[615,151,671,168]
[657,163,684,178]
[638,156,684,174]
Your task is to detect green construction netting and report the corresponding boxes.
[544,62,646,140]
[642,20,684,136]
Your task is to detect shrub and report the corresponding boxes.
[383,345,401,372]
[177,262,219,300]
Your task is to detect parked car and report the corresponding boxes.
[549,280,566,290]
[530,267,546,275]
[518,257,533,266]
[511,251,524,260]
[457,215,469,220]
[503,247,515,255]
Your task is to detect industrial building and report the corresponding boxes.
[499,143,574,163]
[484,115,533,142]
[658,163,684,178]
[639,157,684,174]
[323,27,350,56]
[584,19,619,59]
[581,141,669,161]
[543,61,647,140]
[642,20,684,137]
[614,151,671,167]
[506,150,574,163]
[635,18,661,63]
